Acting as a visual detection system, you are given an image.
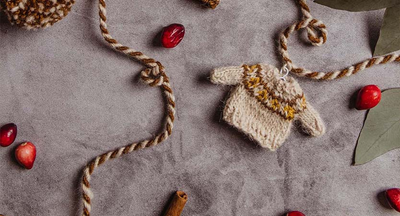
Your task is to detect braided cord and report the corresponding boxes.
[81,0,176,215]
[279,0,400,80]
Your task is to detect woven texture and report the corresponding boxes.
[0,0,75,29]
[211,64,325,150]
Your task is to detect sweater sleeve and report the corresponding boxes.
[210,66,244,85]
[297,102,325,137]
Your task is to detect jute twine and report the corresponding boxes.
[279,0,400,80]
[81,0,176,215]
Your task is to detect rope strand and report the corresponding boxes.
[279,0,400,80]
[81,0,176,215]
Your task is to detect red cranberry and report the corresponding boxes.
[355,85,381,110]
[15,142,36,169]
[0,123,17,147]
[386,188,400,212]
[161,24,185,48]
[287,211,305,216]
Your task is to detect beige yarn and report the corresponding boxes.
[0,0,75,29]
[211,64,325,150]
[80,0,176,215]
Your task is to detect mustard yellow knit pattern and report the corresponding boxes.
[211,63,325,150]
[242,64,306,120]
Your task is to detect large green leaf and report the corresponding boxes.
[314,0,400,12]
[355,89,400,165]
[374,5,400,56]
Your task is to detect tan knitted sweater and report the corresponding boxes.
[211,64,325,151]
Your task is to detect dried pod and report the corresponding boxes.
[200,0,220,9]
[0,0,75,29]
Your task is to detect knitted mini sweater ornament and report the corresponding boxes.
[210,0,400,150]
[211,63,325,150]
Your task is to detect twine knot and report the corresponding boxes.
[297,0,327,46]
[141,65,167,87]
[305,18,327,47]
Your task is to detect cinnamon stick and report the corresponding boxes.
[163,191,188,216]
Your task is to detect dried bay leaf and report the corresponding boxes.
[374,5,400,56]
[355,89,400,165]
[314,0,400,12]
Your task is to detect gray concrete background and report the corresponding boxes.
[1,0,400,215]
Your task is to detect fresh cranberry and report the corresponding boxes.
[386,188,400,212]
[161,24,185,48]
[287,211,305,216]
[356,85,381,110]
[0,123,17,147]
[15,142,36,169]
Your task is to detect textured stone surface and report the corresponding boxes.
[0,0,399,215]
